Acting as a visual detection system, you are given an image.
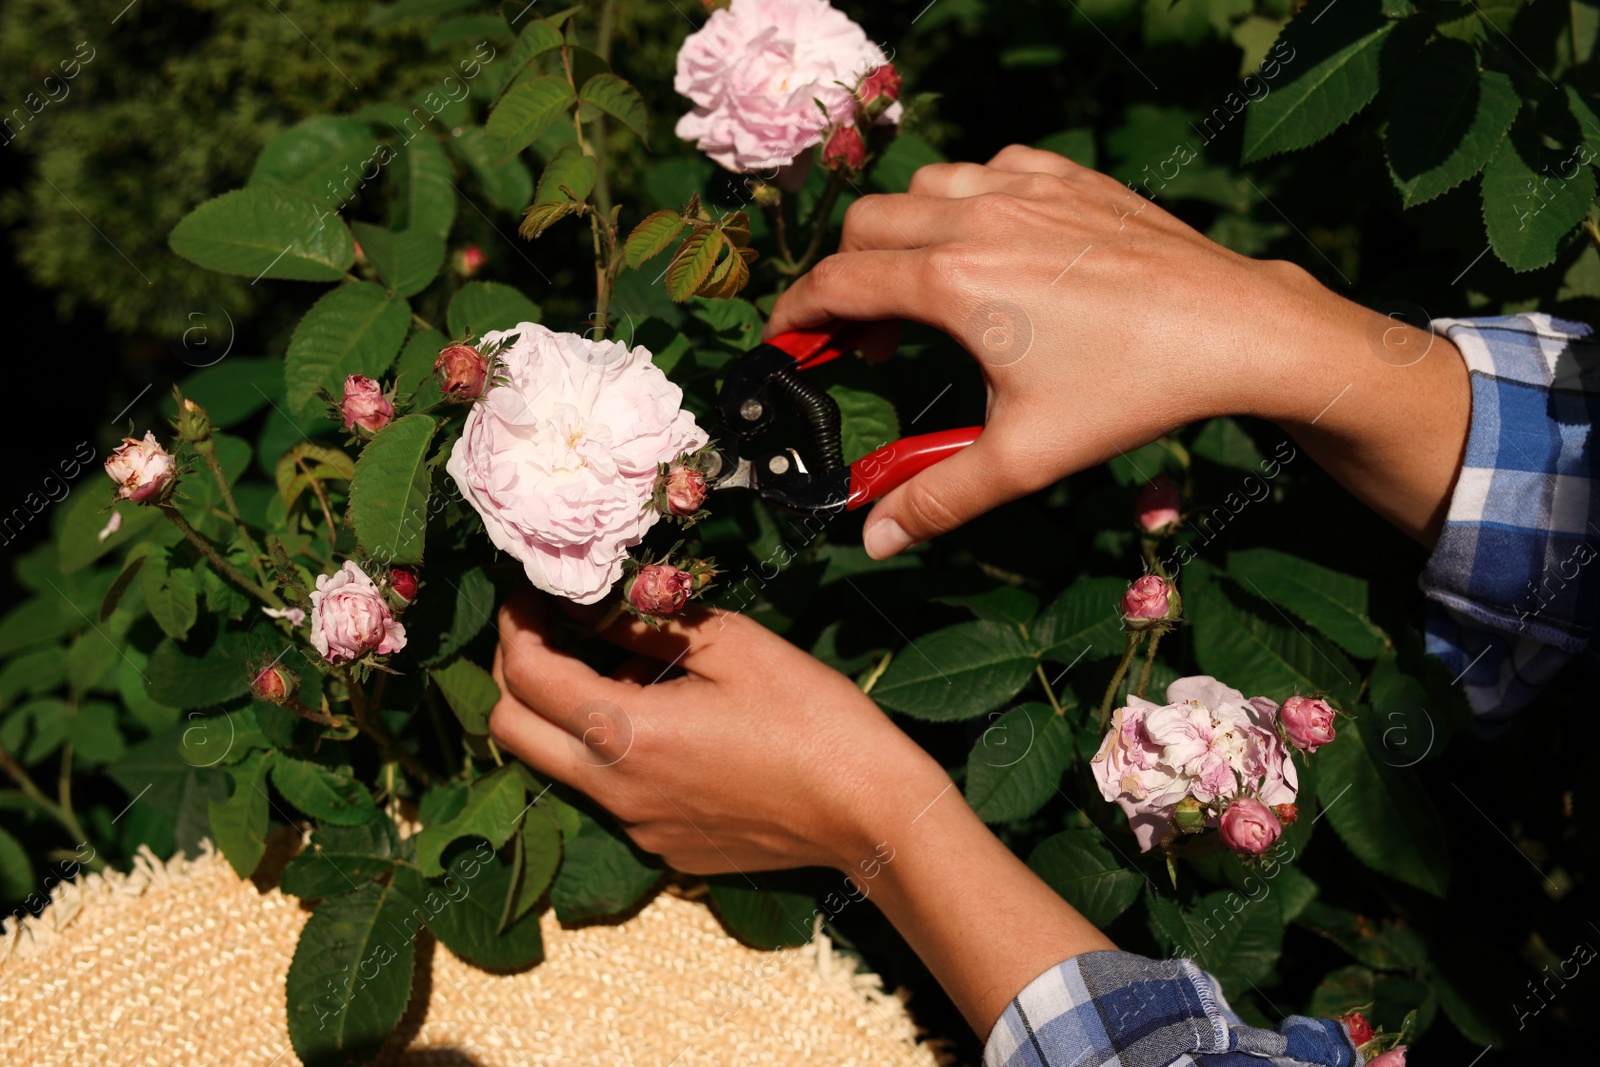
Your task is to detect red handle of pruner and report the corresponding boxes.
[846,426,983,510]
[764,319,883,370]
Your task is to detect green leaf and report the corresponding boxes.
[282,817,402,899]
[169,187,354,281]
[1241,1,1397,163]
[0,825,34,903]
[828,384,900,465]
[1227,548,1388,659]
[507,803,563,926]
[1190,417,1265,471]
[285,881,417,1067]
[414,767,525,876]
[624,210,687,268]
[549,808,662,922]
[965,702,1074,824]
[534,141,597,204]
[1027,828,1143,927]
[1187,562,1360,705]
[175,358,283,428]
[1033,128,1097,169]
[519,198,584,239]
[933,587,1040,626]
[1316,713,1450,896]
[145,629,257,709]
[872,132,947,193]
[1482,124,1598,272]
[500,19,566,88]
[451,126,534,213]
[249,116,379,212]
[394,327,448,404]
[1385,42,1520,207]
[871,620,1037,721]
[391,136,456,239]
[1032,576,1128,666]
[484,75,575,162]
[430,566,496,664]
[707,875,819,949]
[350,222,446,298]
[284,282,410,418]
[349,414,438,567]
[446,281,542,338]
[665,228,724,302]
[1183,889,1285,992]
[429,658,498,735]
[139,548,199,641]
[1295,899,1428,971]
[271,757,380,827]
[58,491,161,575]
[578,73,649,144]
[1,699,71,764]
[394,839,544,968]
[208,750,272,879]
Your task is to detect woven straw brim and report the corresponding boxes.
[0,840,941,1067]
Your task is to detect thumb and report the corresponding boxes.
[861,436,1024,559]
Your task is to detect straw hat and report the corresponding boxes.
[0,838,943,1066]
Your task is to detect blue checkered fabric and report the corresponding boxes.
[983,951,1360,1067]
[1422,314,1600,725]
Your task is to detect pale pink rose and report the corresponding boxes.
[446,324,707,604]
[1279,694,1338,753]
[340,375,393,436]
[1091,675,1298,851]
[1367,1050,1406,1067]
[262,606,307,627]
[310,561,407,664]
[1134,473,1181,533]
[665,464,707,516]
[1122,574,1171,620]
[1219,797,1281,856]
[104,432,176,504]
[629,563,694,616]
[674,0,898,175]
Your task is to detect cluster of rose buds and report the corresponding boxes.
[435,342,492,402]
[340,374,394,438]
[1279,694,1338,753]
[1134,472,1182,535]
[1121,574,1181,633]
[105,432,177,505]
[820,62,900,174]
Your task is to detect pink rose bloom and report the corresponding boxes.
[310,561,407,664]
[665,464,707,515]
[1122,574,1171,620]
[629,563,694,616]
[446,324,707,604]
[1367,1050,1406,1067]
[1134,473,1181,533]
[1091,676,1298,850]
[340,375,393,436]
[674,0,899,177]
[105,432,176,504]
[1279,694,1338,753]
[1219,797,1282,856]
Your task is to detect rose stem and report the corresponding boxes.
[159,505,282,607]
[0,741,101,868]
[586,600,627,638]
[294,454,340,567]
[1034,663,1066,717]
[346,670,433,786]
[792,173,846,275]
[764,197,796,268]
[194,435,271,586]
[1097,632,1143,731]
[1135,629,1165,699]
[287,698,343,729]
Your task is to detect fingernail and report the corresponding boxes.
[863,517,912,560]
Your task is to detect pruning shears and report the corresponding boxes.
[703,319,982,518]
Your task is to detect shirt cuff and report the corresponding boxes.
[983,950,1360,1067]
[1421,314,1600,722]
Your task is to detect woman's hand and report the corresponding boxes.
[765,144,1469,552]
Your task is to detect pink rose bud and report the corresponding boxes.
[1121,574,1172,621]
[251,663,296,705]
[1273,803,1299,828]
[1339,1012,1374,1048]
[1279,694,1338,753]
[435,343,491,402]
[665,464,707,516]
[858,64,901,107]
[822,124,867,172]
[105,432,177,504]
[628,563,694,617]
[340,374,393,436]
[1134,473,1182,534]
[1219,797,1282,857]
[310,561,408,664]
[388,567,418,604]
[1367,1050,1406,1067]
[353,239,366,265]
[454,243,487,277]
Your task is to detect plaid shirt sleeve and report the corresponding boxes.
[983,951,1361,1067]
[1421,314,1600,724]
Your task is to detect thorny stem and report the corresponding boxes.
[1098,632,1143,731]
[1135,629,1164,699]
[0,742,100,868]
[791,174,846,276]
[1035,663,1066,717]
[764,199,796,266]
[346,670,433,786]
[194,437,270,587]
[160,505,282,608]
[287,698,343,729]
[295,454,340,567]
[591,0,617,219]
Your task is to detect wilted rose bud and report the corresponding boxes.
[1339,1012,1374,1048]
[388,567,419,604]
[1121,574,1178,629]
[251,663,297,705]
[1219,797,1282,856]
[1134,473,1181,535]
[1172,795,1206,834]
[105,432,176,504]
[822,125,867,172]
[454,243,487,277]
[1279,695,1338,753]
[857,64,901,111]
[435,343,491,402]
[1367,1049,1406,1067]
[174,395,212,445]
[628,563,694,617]
[665,464,707,516]
[340,375,393,437]
[1273,803,1299,828]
